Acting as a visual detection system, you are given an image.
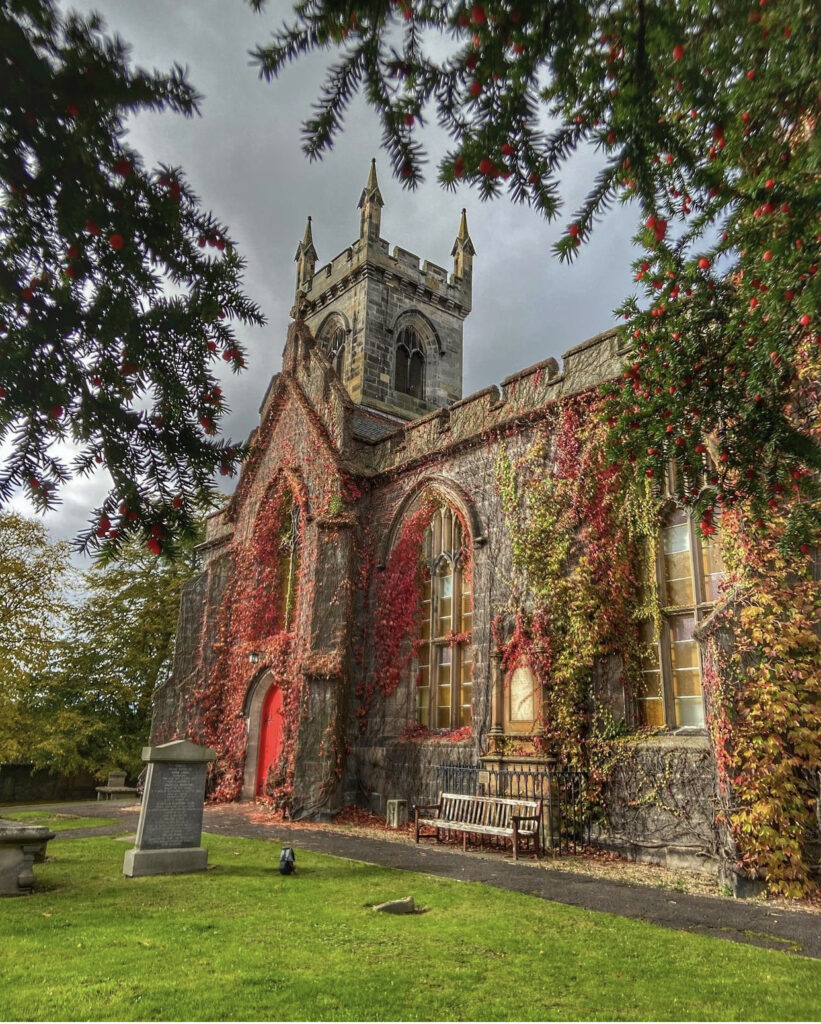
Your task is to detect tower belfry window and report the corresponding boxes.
[395,327,425,400]
[324,326,346,377]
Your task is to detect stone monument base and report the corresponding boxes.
[123,846,208,877]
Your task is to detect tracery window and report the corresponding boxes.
[637,507,726,729]
[322,325,346,378]
[414,506,473,729]
[394,326,425,400]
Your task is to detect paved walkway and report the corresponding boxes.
[8,799,820,960]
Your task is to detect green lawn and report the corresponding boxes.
[1,810,120,831]
[1,833,819,1022]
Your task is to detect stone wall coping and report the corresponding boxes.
[141,739,216,763]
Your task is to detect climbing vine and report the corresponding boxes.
[703,502,821,897]
[189,480,303,804]
[496,393,655,773]
[356,499,433,731]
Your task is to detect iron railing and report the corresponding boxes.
[435,762,590,855]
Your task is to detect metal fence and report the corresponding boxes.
[435,762,590,855]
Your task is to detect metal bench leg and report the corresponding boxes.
[513,823,519,861]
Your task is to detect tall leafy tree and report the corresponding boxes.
[0,511,72,763]
[31,533,199,776]
[250,0,819,545]
[1,0,264,554]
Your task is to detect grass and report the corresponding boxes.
[1,810,120,831]
[1,833,819,1022]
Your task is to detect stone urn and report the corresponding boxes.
[0,818,56,896]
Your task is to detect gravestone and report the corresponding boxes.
[123,739,215,877]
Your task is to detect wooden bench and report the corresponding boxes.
[95,771,138,801]
[413,792,543,860]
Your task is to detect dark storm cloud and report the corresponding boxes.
[13,0,640,550]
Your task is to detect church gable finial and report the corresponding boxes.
[295,215,318,297]
[358,159,384,242]
[451,209,475,300]
[452,208,475,257]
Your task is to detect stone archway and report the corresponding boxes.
[242,670,284,800]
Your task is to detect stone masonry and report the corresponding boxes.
[153,167,741,878]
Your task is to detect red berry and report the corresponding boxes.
[66,104,79,117]
[698,257,710,270]
[151,524,164,538]
[108,233,125,250]
[501,142,514,157]
[404,114,415,126]
[453,156,465,178]
[763,250,773,261]
[219,464,230,476]
[568,224,580,238]
[50,405,64,419]
[0,387,5,399]
[799,314,811,326]
[470,79,482,97]
[672,43,684,61]
[147,538,162,555]
[529,172,539,185]
[86,220,101,236]
[471,4,485,25]
[478,157,494,175]
[114,159,132,177]
[67,244,79,259]
[172,497,183,510]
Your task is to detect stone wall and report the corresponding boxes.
[594,735,723,874]
[345,741,475,813]
[0,764,97,803]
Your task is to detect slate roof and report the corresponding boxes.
[351,408,402,443]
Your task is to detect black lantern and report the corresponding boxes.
[279,847,295,875]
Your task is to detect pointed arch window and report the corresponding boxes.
[276,496,301,631]
[395,327,425,400]
[636,507,726,729]
[323,326,346,378]
[414,506,473,730]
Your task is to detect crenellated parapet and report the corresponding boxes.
[353,327,626,474]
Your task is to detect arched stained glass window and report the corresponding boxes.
[414,505,473,729]
[395,326,425,400]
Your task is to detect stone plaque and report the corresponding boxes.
[509,666,536,722]
[123,739,216,878]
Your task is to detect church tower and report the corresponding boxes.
[292,160,474,420]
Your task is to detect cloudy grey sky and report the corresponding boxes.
[11,0,640,551]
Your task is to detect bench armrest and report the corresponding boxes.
[413,803,441,813]
[512,813,541,823]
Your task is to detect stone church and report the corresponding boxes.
[152,163,820,890]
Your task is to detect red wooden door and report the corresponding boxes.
[256,685,284,796]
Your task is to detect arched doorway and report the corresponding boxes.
[256,684,284,796]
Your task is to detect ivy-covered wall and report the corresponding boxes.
[154,319,820,896]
